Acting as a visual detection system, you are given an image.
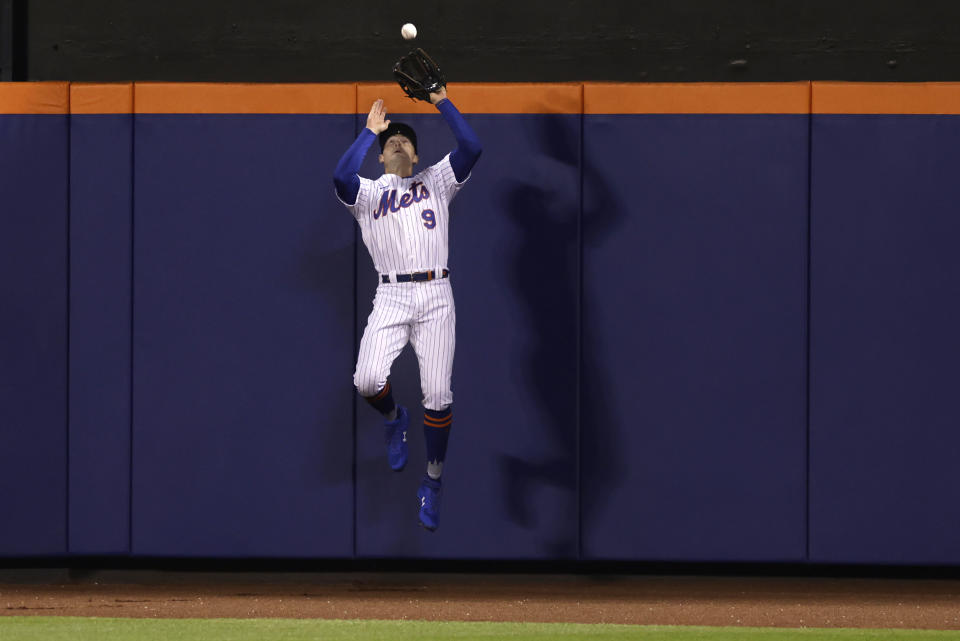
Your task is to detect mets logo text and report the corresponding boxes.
[374,182,431,219]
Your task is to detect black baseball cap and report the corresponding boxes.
[378,122,418,153]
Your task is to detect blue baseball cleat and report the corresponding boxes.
[417,475,442,531]
[384,405,409,471]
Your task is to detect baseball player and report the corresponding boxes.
[333,87,482,531]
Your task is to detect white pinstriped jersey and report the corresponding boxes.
[339,154,466,277]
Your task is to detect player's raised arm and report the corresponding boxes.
[333,99,390,205]
[431,89,482,183]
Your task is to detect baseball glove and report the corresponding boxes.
[393,48,446,102]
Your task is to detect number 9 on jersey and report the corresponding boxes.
[421,209,436,229]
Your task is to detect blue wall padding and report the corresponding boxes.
[580,114,809,561]
[809,115,960,565]
[13,92,960,565]
[68,114,133,554]
[131,115,356,557]
[0,115,69,555]
[353,114,580,558]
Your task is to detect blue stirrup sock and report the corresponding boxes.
[423,407,452,480]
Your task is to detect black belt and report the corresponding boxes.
[381,269,450,284]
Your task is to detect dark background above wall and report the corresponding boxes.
[1,0,15,80]
[18,0,960,82]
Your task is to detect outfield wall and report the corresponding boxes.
[2,81,958,564]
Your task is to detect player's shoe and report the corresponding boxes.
[383,405,409,471]
[417,474,442,531]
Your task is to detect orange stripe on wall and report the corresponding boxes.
[813,82,960,114]
[17,82,960,116]
[584,82,810,114]
[71,83,133,114]
[357,83,583,114]
[0,82,70,114]
[134,83,356,114]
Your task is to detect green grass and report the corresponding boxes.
[2,617,960,641]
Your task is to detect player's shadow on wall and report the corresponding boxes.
[496,115,627,557]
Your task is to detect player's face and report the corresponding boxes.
[379,135,418,166]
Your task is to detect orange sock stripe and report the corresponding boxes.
[423,412,452,423]
[371,382,391,401]
[424,417,452,428]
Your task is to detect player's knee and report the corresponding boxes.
[354,373,384,399]
[422,388,452,412]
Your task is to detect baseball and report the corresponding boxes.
[401,23,417,40]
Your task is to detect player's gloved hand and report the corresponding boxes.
[393,48,446,103]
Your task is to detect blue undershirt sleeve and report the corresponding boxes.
[436,99,482,183]
[333,128,377,205]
